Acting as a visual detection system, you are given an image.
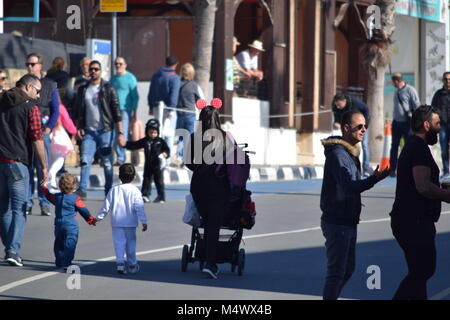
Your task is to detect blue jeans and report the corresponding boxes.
[79,130,114,194]
[28,133,51,207]
[390,120,411,173]
[439,123,450,175]
[114,110,133,163]
[176,112,196,160]
[0,162,29,255]
[54,219,79,268]
[321,221,357,300]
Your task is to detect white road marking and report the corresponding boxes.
[1,212,450,298]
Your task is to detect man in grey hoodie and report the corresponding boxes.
[320,110,389,300]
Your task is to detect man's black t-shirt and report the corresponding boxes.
[390,135,441,222]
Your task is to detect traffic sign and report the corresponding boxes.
[100,0,127,13]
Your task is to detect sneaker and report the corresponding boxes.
[25,206,32,216]
[41,205,51,216]
[75,188,87,200]
[153,196,165,204]
[142,196,151,203]
[128,264,140,274]
[117,264,127,274]
[202,264,219,279]
[6,252,23,267]
[389,170,396,178]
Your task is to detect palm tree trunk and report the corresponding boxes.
[367,65,387,162]
[192,0,218,97]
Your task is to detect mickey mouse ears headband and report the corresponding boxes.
[196,98,222,110]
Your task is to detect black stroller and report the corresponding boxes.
[181,144,255,276]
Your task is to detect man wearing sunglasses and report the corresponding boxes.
[74,60,123,199]
[25,53,60,217]
[0,74,48,267]
[332,93,372,177]
[431,72,450,179]
[320,110,390,300]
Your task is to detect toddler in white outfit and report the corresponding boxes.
[96,163,148,274]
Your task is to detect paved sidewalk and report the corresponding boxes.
[63,164,324,187]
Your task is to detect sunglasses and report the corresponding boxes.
[31,84,41,94]
[351,124,368,131]
[25,62,40,67]
[89,67,101,72]
[0,77,7,81]
[444,78,450,82]
[115,62,123,66]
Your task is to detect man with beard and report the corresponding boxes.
[390,105,450,300]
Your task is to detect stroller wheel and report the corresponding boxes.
[237,248,245,276]
[181,245,189,272]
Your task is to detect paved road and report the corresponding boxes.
[1,177,450,301]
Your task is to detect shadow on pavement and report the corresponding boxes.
[73,232,450,300]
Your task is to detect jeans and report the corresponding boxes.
[28,133,51,207]
[362,130,370,170]
[79,130,114,194]
[439,123,450,175]
[0,162,29,255]
[391,218,436,300]
[176,112,196,160]
[54,219,79,268]
[321,221,357,300]
[114,110,133,163]
[390,120,411,173]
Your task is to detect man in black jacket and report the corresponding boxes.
[0,74,48,266]
[320,110,389,300]
[74,60,123,198]
[431,72,450,178]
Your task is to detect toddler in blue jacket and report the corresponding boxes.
[43,173,96,269]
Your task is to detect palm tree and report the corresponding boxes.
[334,0,396,163]
[362,0,396,163]
[192,0,218,97]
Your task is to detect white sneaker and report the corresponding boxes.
[128,264,140,274]
[142,196,150,203]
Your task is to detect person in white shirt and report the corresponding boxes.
[96,163,148,274]
[235,39,265,81]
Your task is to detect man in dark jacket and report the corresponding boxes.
[431,72,450,178]
[0,74,48,266]
[25,53,60,216]
[74,60,123,198]
[147,56,181,166]
[320,110,389,300]
[332,93,372,176]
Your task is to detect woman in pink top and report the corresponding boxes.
[49,97,77,190]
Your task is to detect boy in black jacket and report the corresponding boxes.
[122,119,170,203]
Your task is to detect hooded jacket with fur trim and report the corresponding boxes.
[320,136,379,226]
